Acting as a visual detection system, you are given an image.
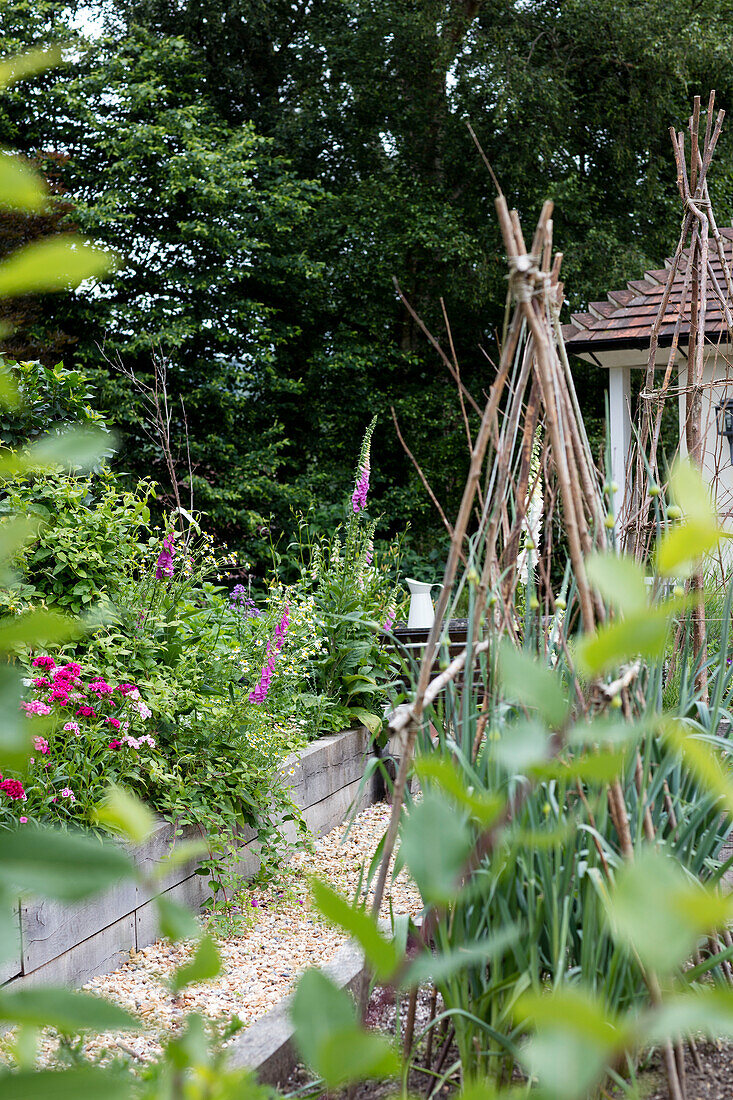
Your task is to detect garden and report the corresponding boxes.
[7,9,733,1100]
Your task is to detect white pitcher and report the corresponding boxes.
[406,578,440,629]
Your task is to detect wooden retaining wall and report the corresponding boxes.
[1,727,381,990]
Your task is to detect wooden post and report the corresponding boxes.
[608,365,631,534]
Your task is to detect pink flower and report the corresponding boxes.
[31,655,55,670]
[32,737,49,755]
[351,463,370,513]
[383,614,395,633]
[106,717,121,730]
[53,662,81,682]
[0,779,26,801]
[48,687,70,705]
[75,704,96,718]
[32,677,50,688]
[155,531,176,580]
[63,721,80,735]
[108,739,123,750]
[22,701,51,716]
[19,816,27,824]
[60,787,75,802]
[88,679,113,695]
[132,698,152,720]
[116,683,138,696]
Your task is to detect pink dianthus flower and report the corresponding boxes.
[0,779,26,801]
[88,679,113,695]
[22,701,51,716]
[63,721,80,735]
[31,655,55,670]
[32,677,50,689]
[60,787,75,802]
[75,704,96,718]
[108,739,123,750]
[106,717,121,730]
[32,736,49,755]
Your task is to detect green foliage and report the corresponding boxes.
[7,0,733,573]
[292,462,733,1098]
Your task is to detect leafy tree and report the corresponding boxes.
[8,0,733,567]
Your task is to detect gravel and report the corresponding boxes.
[7,800,420,1068]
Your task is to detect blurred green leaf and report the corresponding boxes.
[576,606,670,676]
[517,988,628,1100]
[399,790,472,904]
[156,895,200,942]
[311,878,399,980]
[154,839,209,876]
[644,988,733,1044]
[498,643,569,729]
[0,235,114,299]
[0,988,139,1032]
[493,719,550,773]
[316,1027,400,1087]
[0,516,41,563]
[0,152,46,212]
[657,460,721,576]
[608,848,732,974]
[94,785,156,845]
[0,884,20,968]
[0,1067,134,1100]
[585,551,648,614]
[0,828,135,901]
[0,46,63,89]
[662,719,733,817]
[0,663,31,771]
[0,609,83,652]
[171,934,221,992]
[530,749,627,783]
[291,969,398,1086]
[26,427,114,471]
[403,926,521,986]
[413,755,504,825]
[0,370,19,409]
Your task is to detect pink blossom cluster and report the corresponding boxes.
[155,531,176,580]
[32,737,49,755]
[22,700,51,716]
[249,604,290,704]
[351,463,370,513]
[109,733,155,751]
[0,776,26,801]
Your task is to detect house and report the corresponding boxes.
[563,231,733,525]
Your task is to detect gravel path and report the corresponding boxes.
[15,800,421,1067]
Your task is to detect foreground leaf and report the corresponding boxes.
[291,969,398,1086]
[0,988,139,1032]
[0,1068,134,1100]
[171,934,221,992]
[0,828,135,901]
[399,790,472,904]
[0,236,114,298]
[311,879,399,980]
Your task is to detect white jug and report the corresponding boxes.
[406,578,440,629]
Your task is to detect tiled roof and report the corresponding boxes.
[563,227,733,353]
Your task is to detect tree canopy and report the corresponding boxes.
[4,0,733,570]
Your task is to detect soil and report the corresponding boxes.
[637,1042,733,1100]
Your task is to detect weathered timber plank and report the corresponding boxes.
[135,873,211,951]
[0,902,22,984]
[21,878,137,974]
[13,914,136,989]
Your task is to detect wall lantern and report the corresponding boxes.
[716,398,733,466]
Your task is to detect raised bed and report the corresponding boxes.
[1,727,383,990]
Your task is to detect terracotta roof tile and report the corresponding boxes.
[565,237,733,351]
